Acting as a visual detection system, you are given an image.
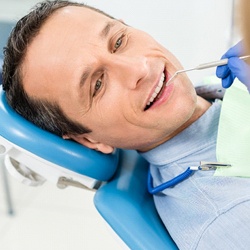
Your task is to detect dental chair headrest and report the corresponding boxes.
[0,86,119,181]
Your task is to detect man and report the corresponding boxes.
[3,1,250,249]
[2,0,210,152]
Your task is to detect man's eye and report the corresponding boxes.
[93,79,102,96]
[113,34,124,53]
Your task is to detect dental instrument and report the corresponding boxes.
[148,162,232,194]
[166,55,250,86]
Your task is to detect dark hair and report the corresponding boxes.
[2,0,113,136]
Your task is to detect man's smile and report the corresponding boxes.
[144,66,174,111]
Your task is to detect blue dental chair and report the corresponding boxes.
[0,85,177,249]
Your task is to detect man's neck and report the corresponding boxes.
[169,96,211,138]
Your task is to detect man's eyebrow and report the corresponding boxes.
[79,67,91,89]
[100,21,116,38]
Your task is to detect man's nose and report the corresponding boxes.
[107,55,148,89]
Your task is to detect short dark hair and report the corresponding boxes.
[2,0,113,136]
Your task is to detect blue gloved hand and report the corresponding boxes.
[216,41,250,92]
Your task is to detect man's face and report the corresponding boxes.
[22,6,197,151]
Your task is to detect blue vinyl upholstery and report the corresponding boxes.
[94,150,177,250]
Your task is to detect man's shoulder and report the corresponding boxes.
[195,83,225,101]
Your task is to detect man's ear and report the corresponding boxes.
[63,134,114,154]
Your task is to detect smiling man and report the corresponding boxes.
[3,1,250,249]
[3,0,210,153]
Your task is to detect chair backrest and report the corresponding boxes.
[94,150,178,250]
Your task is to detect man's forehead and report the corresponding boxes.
[48,5,111,25]
[22,5,115,100]
[28,5,113,54]
[34,5,116,46]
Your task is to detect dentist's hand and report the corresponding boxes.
[216,41,250,92]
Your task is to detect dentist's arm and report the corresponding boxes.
[216,41,250,92]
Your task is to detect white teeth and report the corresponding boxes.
[147,72,165,106]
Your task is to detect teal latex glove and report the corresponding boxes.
[216,41,250,92]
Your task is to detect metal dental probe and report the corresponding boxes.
[165,55,250,86]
